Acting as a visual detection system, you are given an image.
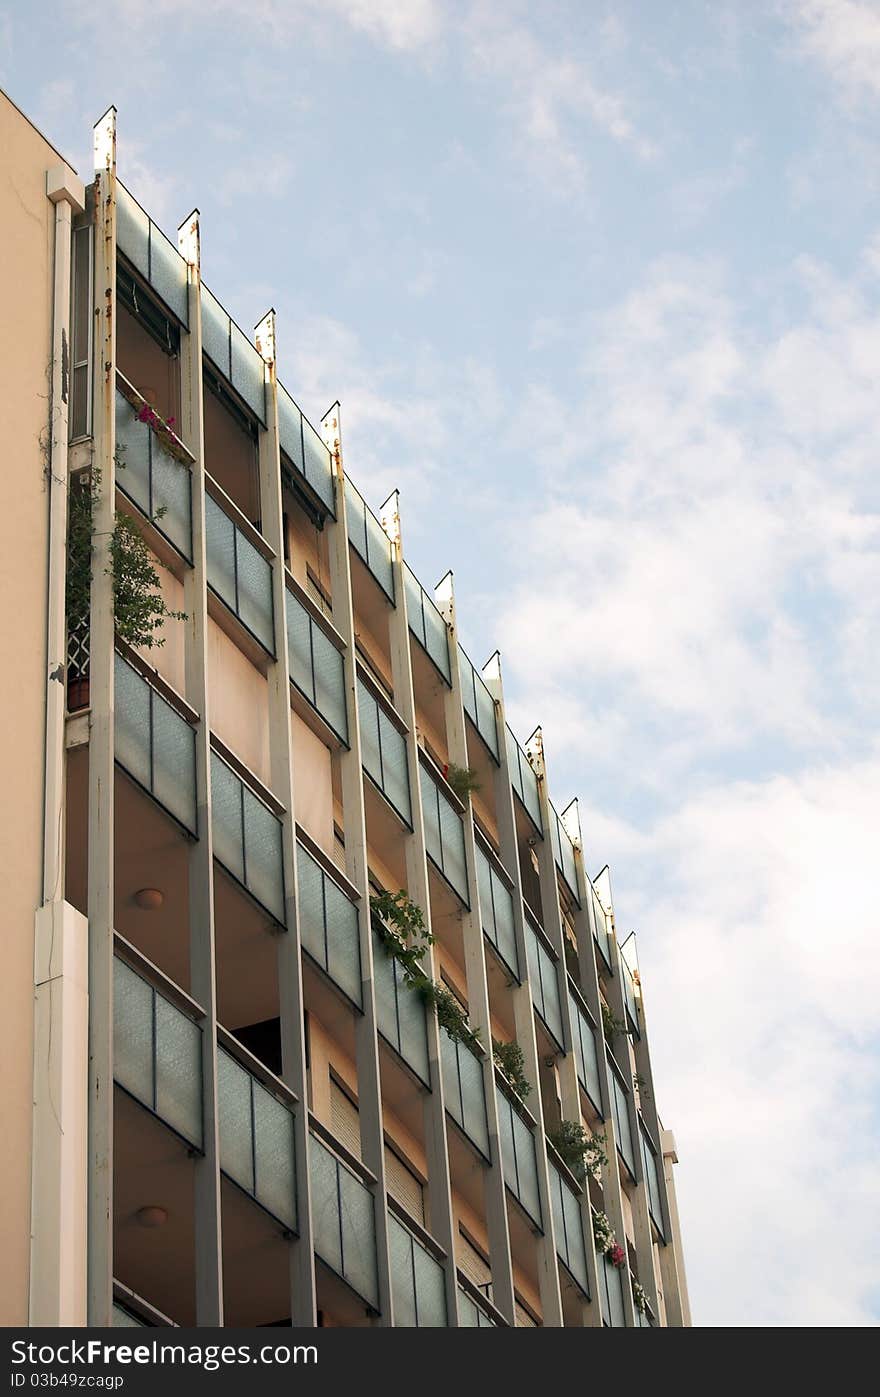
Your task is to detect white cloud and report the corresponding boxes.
[789,0,880,100]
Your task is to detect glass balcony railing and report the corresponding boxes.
[345,477,394,603]
[372,931,430,1084]
[388,1214,447,1327]
[505,727,543,833]
[115,385,192,561]
[496,1088,542,1229]
[621,957,640,1036]
[199,282,266,424]
[598,1248,627,1327]
[419,763,469,905]
[475,843,519,979]
[113,956,202,1149]
[217,1046,297,1231]
[296,842,361,1007]
[590,890,613,969]
[204,492,275,654]
[524,917,564,1048]
[357,678,411,825]
[640,1123,664,1235]
[285,587,348,743]
[569,992,603,1114]
[549,1161,590,1296]
[114,652,197,835]
[440,1029,489,1159]
[117,181,189,326]
[457,1287,497,1327]
[403,564,451,684]
[549,802,580,905]
[111,1304,145,1328]
[309,1133,379,1310]
[458,645,499,762]
[210,750,286,924]
[607,1063,636,1178]
[277,381,335,516]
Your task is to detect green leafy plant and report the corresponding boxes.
[66,467,186,653]
[601,1003,628,1044]
[442,762,480,802]
[492,1038,531,1101]
[370,890,477,1049]
[547,1120,608,1182]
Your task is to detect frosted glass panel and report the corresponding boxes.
[114,652,151,791]
[242,785,285,923]
[570,994,602,1110]
[296,843,361,1006]
[357,679,382,789]
[150,434,192,560]
[344,478,368,564]
[309,1135,378,1308]
[413,1235,447,1326]
[378,708,410,823]
[235,531,274,652]
[438,790,467,903]
[301,415,334,513]
[459,644,499,761]
[641,1126,663,1230]
[388,1216,417,1327]
[404,565,451,683]
[286,591,313,700]
[496,1088,541,1228]
[253,1080,296,1230]
[199,284,231,377]
[155,995,202,1147]
[458,1289,496,1327]
[116,183,150,277]
[309,1136,343,1278]
[113,958,153,1109]
[506,726,543,832]
[217,1048,254,1195]
[278,384,304,473]
[209,751,245,885]
[609,1067,635,1176]
[372,932,429,1083]
[230,319,266,422]
[114,390,151,518]
[441,1030,489,1158]
[311,623,347,741]
[151,692,196,833]
[204,494,237,614]
[148,225,188,325]
[525,920,564,1046]
[550,1162,589,1294]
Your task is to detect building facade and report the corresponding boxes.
[2,93,691,1330]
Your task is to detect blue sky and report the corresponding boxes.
[4,0,879,1326]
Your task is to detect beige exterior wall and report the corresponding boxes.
[0,91,78,1324]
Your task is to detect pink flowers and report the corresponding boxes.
[609,1244,626,1269]
[137,403,175,432]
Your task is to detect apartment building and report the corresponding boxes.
[2,91,691,1330]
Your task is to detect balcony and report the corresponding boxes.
[217,1044,297,1231]
[358,676,411,826]
[117,181,189,327]
[297,840,362,1008]
[210,749,285,924]
[114,954,203,1149]
[115,378,193,562]
[403,564,450,685]
[418,760,469,905]
[524,914,564,1053]
[548,1161,589,1298]
[309,1131,379,1311]
[345,477,394,604]
[372,931,430,1085]
[458,645,499,763]
[620,956,640,1037]
[440,1029,489,1161]
[199,282,266,425]
[597,1247,627,1327]
[549,802,580,907]
[568,988,603,1117]
[278,380,335,517]
[457,1284,498,1327]
[205,488,275,656]
[496,1086,542,1230]
[505,726,543,835]
[639,1121,665,1238]
[607,1061,636,1181]
[590,888,613,970]
[115,652,197,836]
[286,584,348,744]
[388,1213,447,1327]
[475,840,519,980]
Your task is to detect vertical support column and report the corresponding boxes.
[320,401,394,1326]
[254,310,317,1326]
[481,655,563,1328]
[434,574,516,1325]
[524,734,596,1327]
[660,1129,691,1326]
[380,492,459,1327]
[176,211,224,1326]
[86,107,117,1327]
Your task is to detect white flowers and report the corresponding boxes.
[592,1211,615,1254]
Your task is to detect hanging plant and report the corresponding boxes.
[592,1211,615,1255]
[633,1072,651,1103]
[492,1038,531,1101]
[370,890,478,1049]
[66,466,186,653]
[547,1120,607,1182]
[632,1279,647,1314]
[608,1243,626,1270]
[442,762,480,802]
